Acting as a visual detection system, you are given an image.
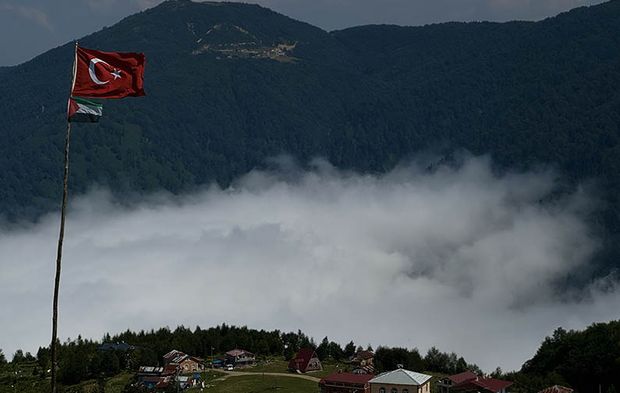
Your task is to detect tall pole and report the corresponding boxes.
[50,40,78,393]
[50,120,72,393]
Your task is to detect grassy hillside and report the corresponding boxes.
[189,374,317,393]
[0,362,132,393]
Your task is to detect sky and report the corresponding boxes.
[0,0,607,66]
[1,156,619,371]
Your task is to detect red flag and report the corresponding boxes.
[72,46,145,99]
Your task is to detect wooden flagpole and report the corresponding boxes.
[50,120,71,393]
[50,41,78,393]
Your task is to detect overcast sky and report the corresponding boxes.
[1,156,618,371]
[0,0,607,66]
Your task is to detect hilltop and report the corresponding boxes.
[1,0,620,278]
[1,321,619,393]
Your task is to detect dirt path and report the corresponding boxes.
[215,370,321,382]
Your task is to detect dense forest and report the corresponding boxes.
[0,0,620,284]
[1,321,618,392]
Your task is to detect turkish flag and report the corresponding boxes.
[72,46,146,99]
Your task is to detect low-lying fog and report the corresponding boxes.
[1,156,618,371]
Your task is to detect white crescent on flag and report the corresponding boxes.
[73,46,145,98]
[88,58,110,85]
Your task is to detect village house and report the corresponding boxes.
[136,366,173,390]
[319,372,373,393]
[176,375,194,389]
[351,350,375,374]
[225,349,256,367]
[162,349,204,373]
[162,364,179,376]
[439,371,512,393]
[177,356,204,373]
[438,371,479,393]
[137,366,164,378]
[211,358,225,368]
[163,349,186,365]
[289,348,322,373]
[139,375,172,390]
[538,386,574,393]
[136,350,204,390]
[368,368,432,393]
[450,378,512,393]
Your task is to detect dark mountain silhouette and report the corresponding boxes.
[1,0,619,279]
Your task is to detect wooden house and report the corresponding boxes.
[289,348,322,373]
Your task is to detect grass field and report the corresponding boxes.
[240,359,290,374]
[100,373,134,393]
[236,358,349,378]
[188,374,318,393]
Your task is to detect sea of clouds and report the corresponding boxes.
[1,155,619,371]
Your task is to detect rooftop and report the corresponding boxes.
[454,378,513,393]
[538,386,574,393]
[321,372,374,385]
[369,369,432,386]
[226,349,254,357]
[448,371,478,385]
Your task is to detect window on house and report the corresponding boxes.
[391,389,398,393]
[380,388,386,393]
[403,390,409,393]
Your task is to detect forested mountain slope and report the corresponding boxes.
[1,0,619,276]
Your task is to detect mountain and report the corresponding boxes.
[1,0,620,277]
[0,0,364,216]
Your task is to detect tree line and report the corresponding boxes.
[488,321,620,393]
[1,320,618,392]
[0,323,480,388]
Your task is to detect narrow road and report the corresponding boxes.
[216,370,321,382]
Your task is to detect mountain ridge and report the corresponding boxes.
[1,0,620,278]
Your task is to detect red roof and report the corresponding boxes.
[288,348,319,372]
[156,379,170,389]
[161,364,179,376]
[140,375,171,388]
[320,372,374,385]
[454,378,513,393]
[449,371,478,385]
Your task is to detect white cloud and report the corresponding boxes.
[0,3,53,31]
[0,156,618,370]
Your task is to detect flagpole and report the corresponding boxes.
[50,120,72,393]
[50,41,78,393]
